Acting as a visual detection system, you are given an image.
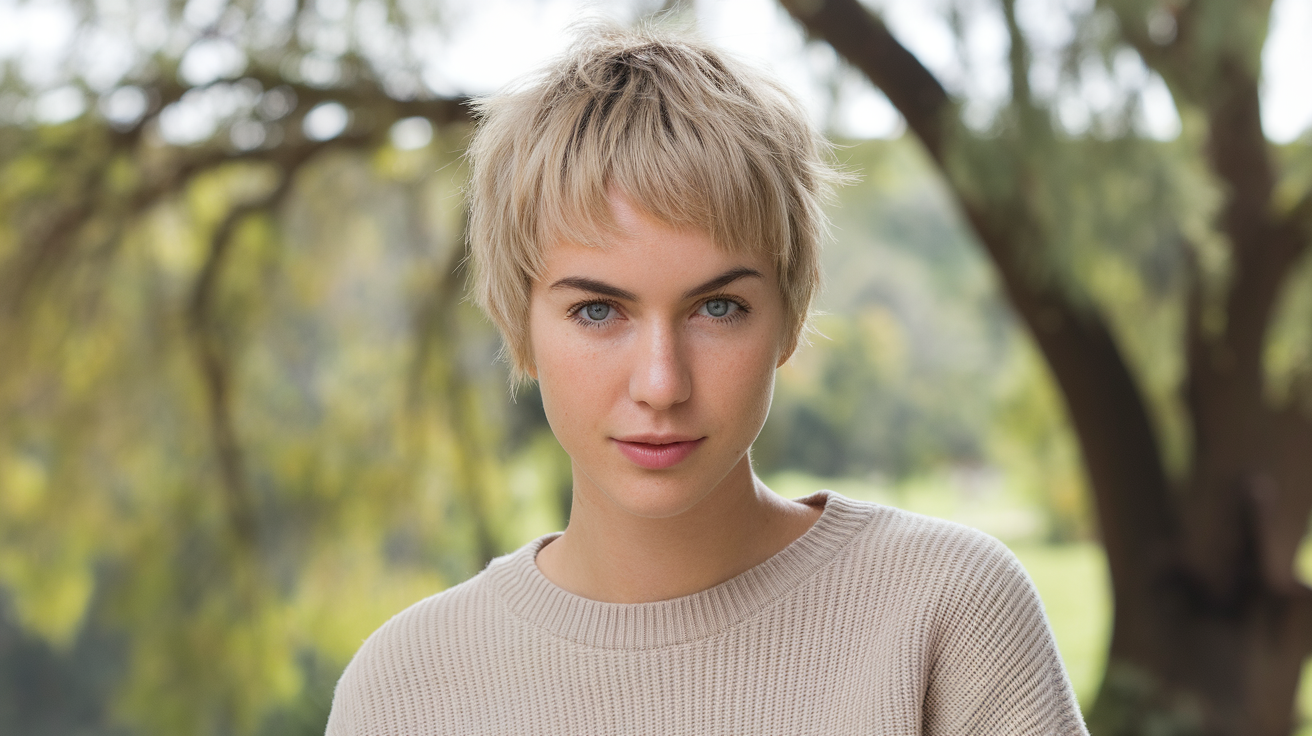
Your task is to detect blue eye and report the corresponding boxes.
[700,299,738,318]
[584,303,611,321]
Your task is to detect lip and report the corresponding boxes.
[612,436,706,470]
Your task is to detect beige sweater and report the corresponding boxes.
[326,492,1088,735]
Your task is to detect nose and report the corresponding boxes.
[628,322,692,410]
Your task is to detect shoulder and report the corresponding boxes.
[840,496,1024,589]
[824,498,1083,734]
[353,569,492,663]
[324,542,540,734]
[821,496,1036,630]
[330,571,488,700]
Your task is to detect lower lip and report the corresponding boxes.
[613,438,705,470]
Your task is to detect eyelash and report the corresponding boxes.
[566,298,624,329]
[700,294,751,323]
[565,294,751,329]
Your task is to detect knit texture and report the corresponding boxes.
[325,492,1089,735]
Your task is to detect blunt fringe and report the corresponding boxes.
[466,24,847,384]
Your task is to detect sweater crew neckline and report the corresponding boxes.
[487,491,875,649]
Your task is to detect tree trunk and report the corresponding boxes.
[1095,580,1310,735]
[779,0,1312,733]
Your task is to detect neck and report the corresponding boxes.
[535,458,822,603]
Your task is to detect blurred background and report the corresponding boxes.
[0,0,1310,734]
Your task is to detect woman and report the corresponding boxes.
[326,25,1088,735]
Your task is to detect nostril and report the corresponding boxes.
[629,332,692,409]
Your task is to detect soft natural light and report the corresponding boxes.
[390,116,434,150]
[0,0,1308,140]
[1263,0,1312,143]
[303,101,350,141]
[421,0,1310,141]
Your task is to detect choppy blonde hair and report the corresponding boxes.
[466,24,845,383]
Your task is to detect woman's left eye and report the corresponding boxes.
[699,298,739,318]
[582,302,612,321]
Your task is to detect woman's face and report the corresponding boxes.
[528,195,792,520]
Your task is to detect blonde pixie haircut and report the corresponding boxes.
[467,24,844,383]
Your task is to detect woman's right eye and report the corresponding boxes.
[568,299,621,328]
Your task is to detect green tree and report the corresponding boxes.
[783,0,1312,733]
[0,1,573,733]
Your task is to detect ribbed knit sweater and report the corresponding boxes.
[326,491,1088,735]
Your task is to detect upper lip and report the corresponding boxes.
[613,433,703,445]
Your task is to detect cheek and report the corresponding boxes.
[529,305,577,380]
[696,331,779,434]
[531,317,576,420]
[529,313,618,444]
[738,353,778,427]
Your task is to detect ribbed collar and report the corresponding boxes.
[487,491,875,650]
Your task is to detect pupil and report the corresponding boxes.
[707,299,729,317]
[586,303,610,321]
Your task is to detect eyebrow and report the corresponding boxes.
[548,267,763,302]
[548,277,638,301]
[682,267,763,300]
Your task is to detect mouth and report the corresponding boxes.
[611,435,706,470]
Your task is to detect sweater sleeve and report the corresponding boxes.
[922,533,1089,736]
[323,668,354,736]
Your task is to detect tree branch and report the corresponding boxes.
[1288,589,1312,663]
[1102,0,1206,103]
[1278,187,1312,269]
[184,143,323,545]
[1106,1,1282,385]
[186,179,291,545]
[963,207,1180,596]
[1104,2,1312,602]
[780,0,951,161]
[3,79,465,320]
[406,206,499,568]
[140,69,473,139]
[780,0,1180,617]
[1260,405,1312,584]
[1,163,106,318]
[1000,0,1032,112]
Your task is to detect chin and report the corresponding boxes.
[612,492,708,520]
[584,465,720,520]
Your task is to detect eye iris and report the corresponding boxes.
[706,299,730,317]
[585,303,610,321]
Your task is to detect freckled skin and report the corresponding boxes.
[528,199,786,520]
[528,195,819,604]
